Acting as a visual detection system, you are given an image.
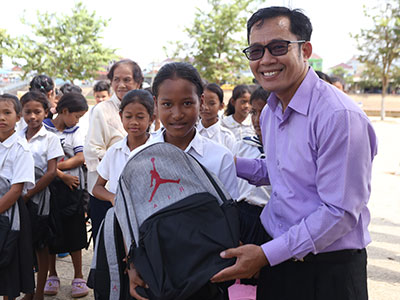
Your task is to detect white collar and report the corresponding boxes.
[110,93,121,110]
[21,124,48,141]
[114,136,133,155]
[197,119,221,138]
[0,131,19,148]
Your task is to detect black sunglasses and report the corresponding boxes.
[243,40,306,61]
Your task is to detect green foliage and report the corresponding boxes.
[165,0,258,84]
[352,0,400,118]
[12,2,116,81]
[0,29,13,68]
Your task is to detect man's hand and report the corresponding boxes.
[126,262,149,300]
[211,244,269,282]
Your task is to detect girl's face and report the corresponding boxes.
[120,102,153,138]
[22,100,47,131]
[0,100,19,142]
[61,109,86,128]
[200,89,223,123]
[250,98,267,137]
[232,92,251,120]
[111,64,141,100]
[94,90,110,104]
[157,78,200,147]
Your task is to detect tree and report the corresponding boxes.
[165,0,258,84]
[12,2,116,81]
[0,29,13,68]
[352,0,400,120]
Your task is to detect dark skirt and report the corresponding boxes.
[0,198,35,297]
[27,201,53,250]
[48,180,87,254]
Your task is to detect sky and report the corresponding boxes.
[0,0,378,72]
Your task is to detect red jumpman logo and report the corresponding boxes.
[149,157,180,202]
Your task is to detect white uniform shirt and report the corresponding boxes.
[147,129,239,200]
[19,125,64,172]
[220,114,255,141]
[0,132,35,192]
[84,94,126,194]
[232,136,271,206]
[197,120,236,152]
[97,137,131,194]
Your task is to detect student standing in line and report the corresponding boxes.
[221,85,255,140]
[0,94,35,300]
[197,83,236,151]
[84,59,144,241]
[19,91,64,300]
[42,93,89,298]
[127,62,239,300]
[93,89,154,205]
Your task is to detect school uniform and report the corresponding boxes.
[0,132,35,298]
[148,129,239,200]
[43,119,87,254]
[220,114,255,141]
[91,137,133,239]
[197,119,236,152]
[19,125,64,249]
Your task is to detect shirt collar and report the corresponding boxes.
[197,120,220,138]
[114,136,133,155]
[267,67,317,116]
[21,124,48,141]
[43,118,79,134]
[110,93,121,110]
[0,131,19,148]
[151,128,204,157]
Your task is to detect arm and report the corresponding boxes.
[92,176,115,205]
[0,183,24,213]
[57,152,85,170]
[23,158,58,202]
[236,157,270,186]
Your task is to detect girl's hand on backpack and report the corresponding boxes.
[126,262,149,300]
[61,173,80,190]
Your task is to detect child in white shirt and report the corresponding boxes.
[0,94,35,299]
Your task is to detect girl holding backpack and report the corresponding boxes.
[128,62,239,300]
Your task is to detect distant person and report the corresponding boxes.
[197,83,236,151]
[315,70,332,84]
[212,7,377,300]
[221,84,255,140]
[59,83,83,95]
[93,81,111,104]
[84,59,143,242]
[330,76,345,91]
[29,75,57,119]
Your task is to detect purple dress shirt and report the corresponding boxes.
[236,68,377,266]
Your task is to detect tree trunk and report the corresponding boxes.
[381,75,388,120]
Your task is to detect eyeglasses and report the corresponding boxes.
[242,40,306,61]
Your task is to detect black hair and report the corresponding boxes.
[250,86,270,105]
[0,93,21,115]
[204,83,224,104]
[330,76,343,85]
[93,80,111,94]
[56,92,88,114]
[152,62,203,99]
[107,59,144,88]
[20,91,50,110]
[120,89,154,117]
[60,83,82,95]
[29,75,55,95]
[225,84,251,116]
[316,71,332,84]
[247,6,313,43]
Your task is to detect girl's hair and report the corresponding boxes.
[60,83,82,95]
[120,89,154,117]
[250,86,270,105]
[20,91,50,110]
[204,83,224,104]
[152,62,203,99]
[29,75,55,95]
[56,92,88,114]
[0,93,21,115]
[225,84,251,116]
[107,59,144,88]
[93,80,111,93]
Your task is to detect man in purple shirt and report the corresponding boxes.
[212,6,377,300]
